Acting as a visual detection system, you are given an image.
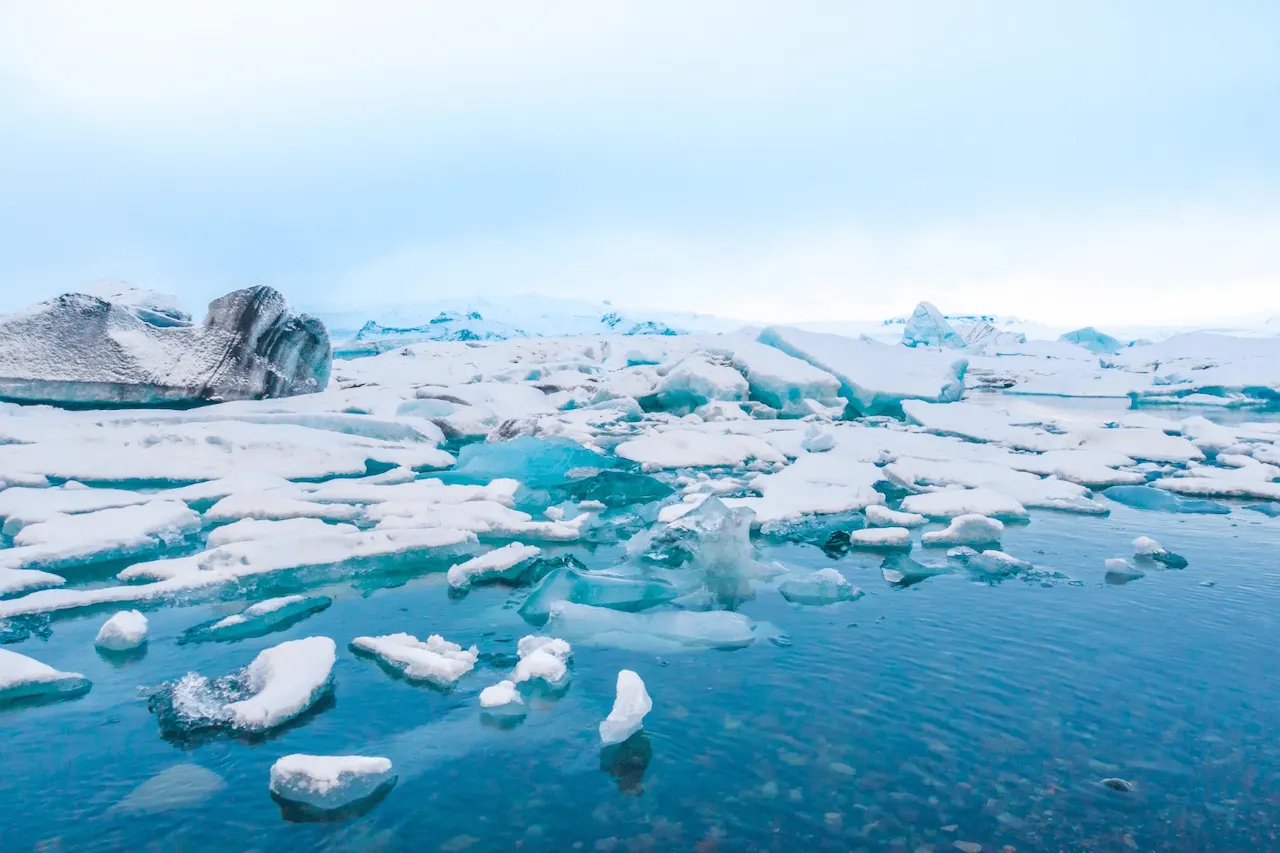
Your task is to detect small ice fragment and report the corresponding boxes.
[185,595,332,643]
[447,543,542,590]
[1100,777,1135,792]
[865,505,927,528]
[223,637,336,731]
[778,568,863,606]
[952,549,1032,576]
[1104,485,1230,515]
[848,527,912,550]
[351,633,478,687]
[269,754,396,815]
[1105,558,1144,581]
[599,670,652,745]
[95,610,148,651]
[479,680,524,710]
[512,635,572,686]
[921,514,1004,547]
[544,506,565,521]
[0,647,91,706]
[1132,535,1188,569]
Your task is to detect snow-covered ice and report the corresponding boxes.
[865,505,927,528]
[95,610,148,651]
[0,647,91,705]
[447,543,542,589]
[599,670,652,746]
[848,527,913,550]
[351,633,479,687]
[223,637,337,731]
[921,514,1004,547]
[185,595,333,643]
[269,754,395,814]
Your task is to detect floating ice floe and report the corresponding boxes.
[108,764,227,817]
[616,430,785,469]
[183,595,333,643]
[0,501,201,573]
[848,527,912,550]
[880,554,951,586]
[921,514,1004,547]
[269,754,396,817]
[1105,558,1144,582]
[0,567,65,597]
[479,680,526,720]
[0,647,91,706]
[547,601,755,650]
[948,547,1032,577]
[778,568,863,606]
[599,670,652,746]
[512,635,573,687]
[902,489,1027,521]
[865,505,927,528]
[1103,485,1230,515]
[447,543,543,589]
[901,302,965,350]
[225,637,337,731]
[95,610,148,651]
[351,633,478,687]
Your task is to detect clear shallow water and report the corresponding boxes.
[5,501,1280,853]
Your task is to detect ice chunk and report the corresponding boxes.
[865,505,927,528]
[1059,326,1123,355]
[205,492,361,524]
[206,517,358,548]
[447,543,542,589]
[453,436,605,488]
[950,548,1032,577]
[886,456,1104,515]
[0,483,153,535]
[0,567,65,597]
[615,430,785,469]
[1103,485,1230,515]
[722,455,886,527]
[0,647,91,705]
[921,514,1004,547]
[848,527,912,550]
[108,764,227,817]
[547,601,755,650]
[479,680,526,721]
[900,488,1027,521]
[95,610,148,651]
[599,670,652,746]
[351,633,478,687]
[223,637,336,731]
[512,635,573,687]
[880,554,950,586]
[518,565,679,625]
[183,595,333,643]
[269,754,395,816]
[901,400,1076,452]
[1132,536,1188,569]
[778,568,863,606]
[653,352,748,412]
[0,500,201,572]
[0,285,330,406]
[560,470,675,508]
[757,325,967,416]
[1244,502,1280,517]
[1105,558,1144,581]
[723,337,843,411]
[901,302,964,350]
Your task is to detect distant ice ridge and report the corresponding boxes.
[270,754,396,816]
[0,285,331,406]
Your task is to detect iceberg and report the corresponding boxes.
[351,633,478,688]
[182,595,332,643]
[921,514,1004,547]
[0,285,330,406]
[512,635,573,687]
[901,302,964,350]
[95,610,148,651]
[599,670,652,746]
[0,647,91,706]
[778,568,863,606]
[1059,326,1124,355]
[269,754,396,819]
[653,352,748,412]
[0,500,201,573]
[756,325,967,416]
[723,337,843,411]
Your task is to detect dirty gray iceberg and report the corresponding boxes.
[0,285,331,406]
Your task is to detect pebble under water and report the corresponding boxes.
[4,497,1279,853]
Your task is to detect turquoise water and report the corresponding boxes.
[6,414,1280,851]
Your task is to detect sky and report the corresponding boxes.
[1,1,1278,326]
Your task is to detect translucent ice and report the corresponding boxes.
[880,554,950,586]
[848,527,912,550]
[599,670,652,745]
[95,610,148,651]
[921,514,1004,547]
[0,647,91,706]
[453,436,606,488]
[108,764,227,817]
[518,565,679,625]
[1103,485,1230,515]
[547,601,755,650]
[1059,326,1123,355]
[778,568,863,606]
[560,470,674,508]
[949,548,1032,577]
[269,754,395,816]
[1105,558,1144,582]
[182,596,333,644]
[901,302,965,350]
[1132,536,1188,569]
[447,543,542,589]
[351,633,478,688]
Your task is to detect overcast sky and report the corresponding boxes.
[2,1,1278,325]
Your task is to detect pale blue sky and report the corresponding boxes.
[1,1,1278,325]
